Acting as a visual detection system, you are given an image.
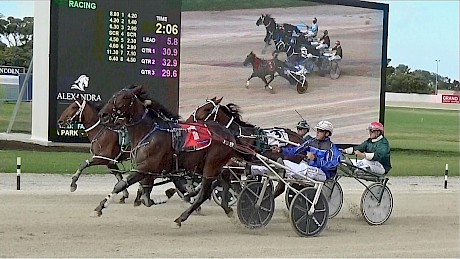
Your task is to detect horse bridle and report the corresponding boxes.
[261,15,272,28]
[191,99,235,129]
[67,99,101,133]
[110,89,148,127]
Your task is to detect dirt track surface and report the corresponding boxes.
[0,173,459,258]
[1,7,459,258]
[178,5,384,144]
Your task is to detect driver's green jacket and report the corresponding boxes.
[353,136,392,173]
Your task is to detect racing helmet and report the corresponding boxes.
[300,46,308,58]
[368,121,384,133]
[297,120,310,130]
[335,40,341,45]
[316,120,333,135]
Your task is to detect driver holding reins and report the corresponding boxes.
[343,121,391,175]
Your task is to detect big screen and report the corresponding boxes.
[178,0,388,145]
[49,0,181,142]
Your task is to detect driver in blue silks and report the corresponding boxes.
[252,121,342,181]
[272,120,341,181]
[306,17,319,37]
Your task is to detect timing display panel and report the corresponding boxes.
[49,0,181,142]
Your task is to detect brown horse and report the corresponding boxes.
[57,95,131,203]
[97,86,238,227]
[244,51,286,93]
[187,97,304,197]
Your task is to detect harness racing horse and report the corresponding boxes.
[244,51,287,93]
[187,97,305,198]
[97,86,239,227]
[57,95,131,203]
[256,14,300,53]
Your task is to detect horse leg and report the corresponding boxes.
[108,163,129,203]
[219,171,233,217]
[273,157,286,198]
[139,175,156,207]
[261,76,273,90]
[93,171,144,217]
[246,74,255,88]
[139,175,174,207]
[133,184,143,207]
[173,176,215,228]
[70,159,92,192]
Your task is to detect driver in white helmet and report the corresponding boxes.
[271,120,342,181]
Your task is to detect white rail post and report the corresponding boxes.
[17,157,21,190]
[444,164,448,189]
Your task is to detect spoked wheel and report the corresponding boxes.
[237,181,275,229]
[296,80,308,94]
[285,183,304,210]
[290,187,329,237]
[329,62,341,79]
[360,183,393,225]
[322,180,343,219]
[212,182,242,207]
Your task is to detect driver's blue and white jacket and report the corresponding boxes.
[280,137,342,179]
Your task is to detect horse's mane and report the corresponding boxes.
[125,84,181,120]
[86,99,103,112]
[265,13,274,22]
[221,103,255,128]
[146,99,181,120]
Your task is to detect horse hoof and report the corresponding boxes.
[119,198,126,204]
[90,210,102,217]
[226,208,234,218]
[70,184,77,192]
[194,206,202,215]
[133,200,141,207]
[171,221,181,229]
[165,188,176,199]
[141,198,154,207]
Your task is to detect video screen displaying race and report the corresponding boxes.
[178,0,387,145]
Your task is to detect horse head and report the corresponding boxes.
[257,14,273,27]
[256,14,263,26]
[58,95,90,127]
[243,51,256,66]
[256,13,270,26]
[187,97,223,123]
[99,85,146,128]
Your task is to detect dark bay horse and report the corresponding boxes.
[58,95,176,205]
[97,86,238,227]
[244,51,287,93]
[187,97,304,198]
[256,14,300,52]
[57,95,131,203]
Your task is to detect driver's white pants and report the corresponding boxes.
[351,159,385,175]
[316,43,329,50]
[283,160,326,181]
[251,161,326,181]
[328,55,342,61]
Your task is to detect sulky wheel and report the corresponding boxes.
[296,80,308,94]
[212,182,242,207]
[360,183,393,225]
[237,181,275,228]
[322,180,343,219]
[285,183,304,210]
[290,187,329,237]
[329,62,341,79]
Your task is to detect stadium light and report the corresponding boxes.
[435,59,440,95]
